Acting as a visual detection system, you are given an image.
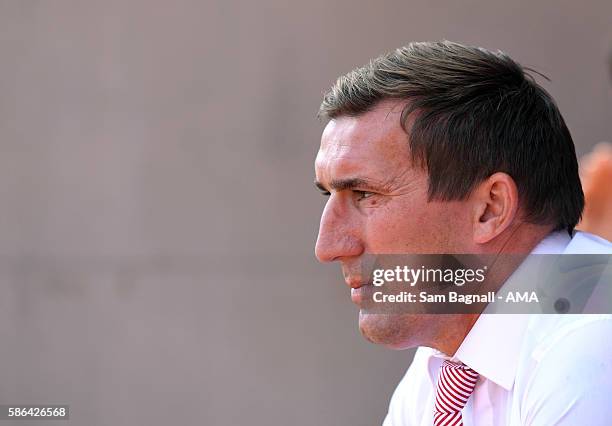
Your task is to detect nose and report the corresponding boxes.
[315,195,364,263]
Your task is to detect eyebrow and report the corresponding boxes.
[314,178,381,192]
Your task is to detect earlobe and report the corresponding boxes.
[473,173,519,244]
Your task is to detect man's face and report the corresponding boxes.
[314,101,473,348]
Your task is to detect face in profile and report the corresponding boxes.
[314,101,474,348]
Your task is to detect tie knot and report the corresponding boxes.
[441,360,478,377]
[434,360,479,425]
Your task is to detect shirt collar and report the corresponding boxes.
[452,315,529,390]
[431,231,571,390]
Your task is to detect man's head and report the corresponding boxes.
[314,41,584,351]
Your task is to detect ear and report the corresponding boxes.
[472,172,519,244]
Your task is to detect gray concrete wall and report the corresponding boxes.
[0,0,610,425]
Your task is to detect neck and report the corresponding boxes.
[431,314,480,356]
[485,222,554,255]
[430,223,554,356]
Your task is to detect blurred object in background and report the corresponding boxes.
[578,142,612,241]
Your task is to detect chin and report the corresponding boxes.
[358,311,422,350]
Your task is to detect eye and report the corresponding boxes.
[354,190,375,201]
[319,190,331,197]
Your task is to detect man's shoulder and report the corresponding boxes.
[527,314,612,360]
[522,315,612,390]
[564,231,612,254]
[518,315,612,424]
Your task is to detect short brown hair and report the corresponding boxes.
[319,41,584,233]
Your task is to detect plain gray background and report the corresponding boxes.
[0,0,611,425]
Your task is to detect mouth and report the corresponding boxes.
[350,284,374,305]
[343,270,373,305]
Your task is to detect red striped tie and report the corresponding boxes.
[433,360,479,426]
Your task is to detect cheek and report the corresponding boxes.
[362,200,463,253]
[362,202,428,249]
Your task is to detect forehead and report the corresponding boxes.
[316,101,412,177]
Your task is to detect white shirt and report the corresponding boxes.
[383,231,612,426]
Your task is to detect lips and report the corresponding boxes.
[350,284,374,305]
[345,277,367,289]
[343,270,372,304]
